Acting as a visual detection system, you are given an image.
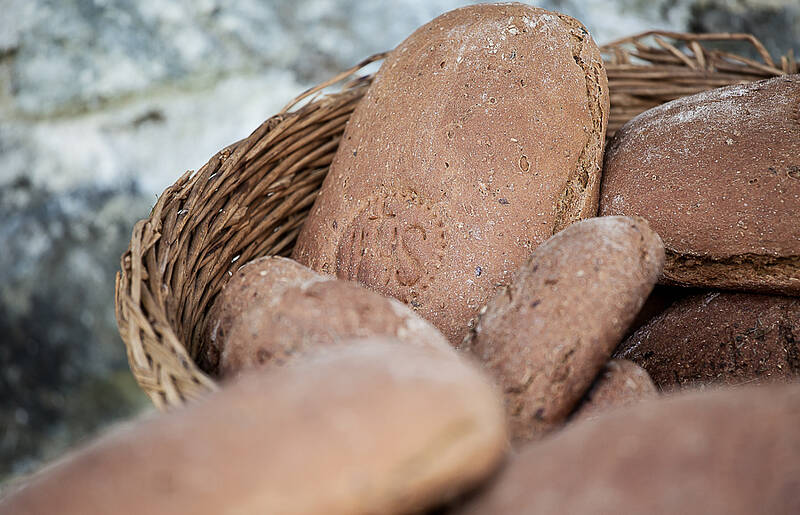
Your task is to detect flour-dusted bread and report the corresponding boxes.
[2,341,508,515]
[600,74,800,294]
[615,291,800,390]
[570,359,657,421]
[457,384,800,515]
[293,3,609,343]
[462,216,664,441]
[204,256,450,378]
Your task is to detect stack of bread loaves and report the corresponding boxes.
[4,3,799,514]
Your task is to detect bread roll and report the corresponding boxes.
[570,359,657,421]
[458,384,800,515]
[293,3,609,343]
[204,256,450,377]
[615,291,800,390]
[600,75,800,293]
[2,341,508,515]
[462,216,664,441]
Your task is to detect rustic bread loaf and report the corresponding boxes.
[600,74,800,294]
[570,359,657,421]
[462,216,664,441]
[204,256,450,378]
[2,340,508,515]
[293,3,609,343]
[615,291,800,390]
[457,384,800,515]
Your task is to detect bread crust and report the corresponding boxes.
[457,384,800,515]
[293,3,609,343]
[600,74,800,293]
[462,216,664,442]
[570,359,657,421]
[204,256,451,377]
[615,291,800,390]
[2,342,508,515]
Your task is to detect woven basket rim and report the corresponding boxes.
[115,31,797,410]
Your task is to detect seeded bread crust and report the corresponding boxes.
[293,3,609,344]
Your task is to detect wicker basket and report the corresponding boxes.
[115,32,798,410]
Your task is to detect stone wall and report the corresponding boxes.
[1,0,797,483]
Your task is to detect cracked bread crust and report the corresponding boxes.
[293,3,609,344]
[600,74,800,294]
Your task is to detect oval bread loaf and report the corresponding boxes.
[570,359,657,422]
[204,256,451,377]
[462,216,664,441]
[293,3,609,343]
[615,291,800,390]
[600,74,800,293]
[458,384,800,515]
[2,340,508,515]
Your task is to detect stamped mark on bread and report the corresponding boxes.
[336,189,446,307]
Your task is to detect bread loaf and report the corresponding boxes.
[458,384,800,514]
[570,359,657,421]
[204,256,450,377]
[615,291,800,390]
[293,3,609,343]
[462,216,664,441]
[2,341,508,515]
[600,75,800,293]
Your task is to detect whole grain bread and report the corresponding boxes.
[457,384,800,515]
[462,216,664,441]
[600,74,800,294]
[293,3,609,343]
[615,291,800,390]
[2,341,507,515]
[204,256,450,378]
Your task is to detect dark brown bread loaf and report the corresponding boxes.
[204,256,450,378]
[462,216,664,441]
[600,74,800,294]
[458,384,800,515]
[615,291,800,390]
[2,341,508,515]
[293,3,609,344]
[570,359,657,421]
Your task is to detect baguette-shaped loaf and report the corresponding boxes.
[463,216,664,441]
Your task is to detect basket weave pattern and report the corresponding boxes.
[115,32,797,410]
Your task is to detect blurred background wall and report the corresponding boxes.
[1,0,798,483]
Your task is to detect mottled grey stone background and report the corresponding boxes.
[1,0,798,484]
